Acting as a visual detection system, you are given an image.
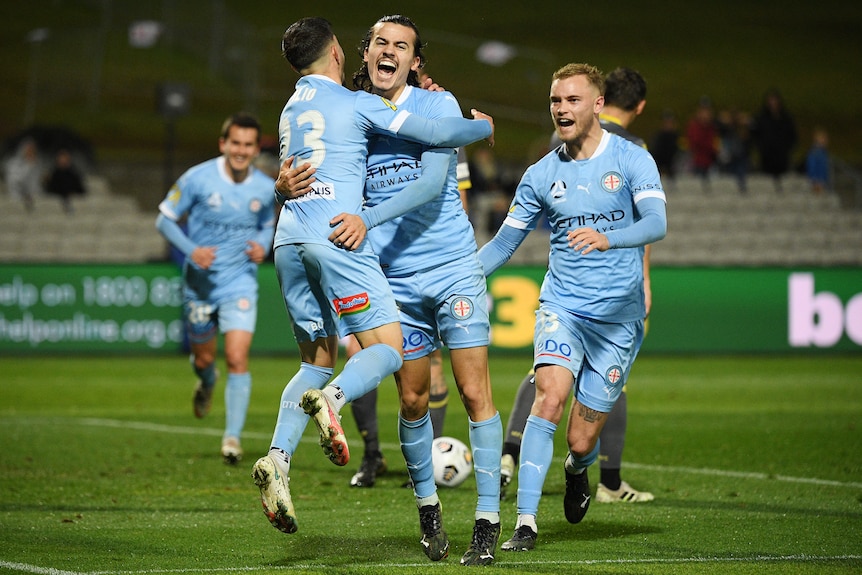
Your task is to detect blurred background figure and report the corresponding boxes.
[751,87,798,193]
[44,148,86,213]
[3,137,42,212]
[805,126,831,196]
[650,109,680,186]
[717,108,752,193]
[685,96,718,192]
[467,147,509,234]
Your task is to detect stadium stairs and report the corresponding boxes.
[1,172,859,266]
[471,172,862,268]
[0,174,167,263]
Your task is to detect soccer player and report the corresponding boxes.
[280,15,503,565]
[155,112,275,465]
[251,16,493,538]
[349,147,472,491]
[478,63,666,551]
[501,67,655,505]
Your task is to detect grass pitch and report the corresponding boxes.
[1,353,860,574]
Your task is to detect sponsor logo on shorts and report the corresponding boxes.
[535,338,572,362]
[450,297,474,320]
[333,292,370,317]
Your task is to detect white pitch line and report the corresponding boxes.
[624,462,862,490]
[0,561,87,575]
[73,417,862,490]
[6,416,862,490]
[4,554,861,575]
[77,418,273,441]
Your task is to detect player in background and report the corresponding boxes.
[501,67,655,505]
[280,15,502,565]
[348,147,470,489]
[155,112,275,465]
[252,16,493,538]
[478,63,666,551]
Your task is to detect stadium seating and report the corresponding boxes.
[471,172,861,268]
[1,172,859,266]
[0,174,167,263]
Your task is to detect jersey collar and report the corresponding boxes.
[559,130,611,162]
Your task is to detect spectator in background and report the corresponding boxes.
[44,148,86,213]
[805,127,831,196]
[751,88,797,193]
[4,138,42,212]
[717,109,752,193]
[468,147,509,234]
[685,96,718,192]
[650,109,680,185]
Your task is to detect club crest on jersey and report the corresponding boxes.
[248,198,262,213]
[380,96,397,111]
[450,297,474,320]
[333,292,370,317]
[605,365,623,387]
[601,171,623,193]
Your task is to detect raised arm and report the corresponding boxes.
[396,109,494,148]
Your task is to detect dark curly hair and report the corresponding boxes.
[352,14,426,93]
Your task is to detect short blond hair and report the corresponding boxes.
[552,63,605,95]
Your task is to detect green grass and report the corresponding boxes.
[1,354,861,574]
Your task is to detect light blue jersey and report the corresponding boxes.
[273,74,491,339]
[158,156,275,304]
[365,85,477,275]
[361,85,489,357]
[274,75,491,249]
[494,131,666,322]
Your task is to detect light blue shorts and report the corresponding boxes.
[388,254,490,361]
[275,241,400,343]
[533,302,643,412]
[183,294,257,344]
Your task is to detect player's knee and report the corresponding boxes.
[399,389,429,420]
[567,431,599,459]
[192,351,215,370]
[223,350,248,373]
[532,392,566,423]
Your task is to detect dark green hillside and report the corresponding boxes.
[2,1,860,173]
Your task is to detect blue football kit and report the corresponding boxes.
[273,74,491,340]
[362,84,501,515]
[158,156,275,336]
[269,74,491,458]
[479,130,666,518]
[364,85,491,357]
[157,155,275,443]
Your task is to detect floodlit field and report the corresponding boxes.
[1,354,860,574]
